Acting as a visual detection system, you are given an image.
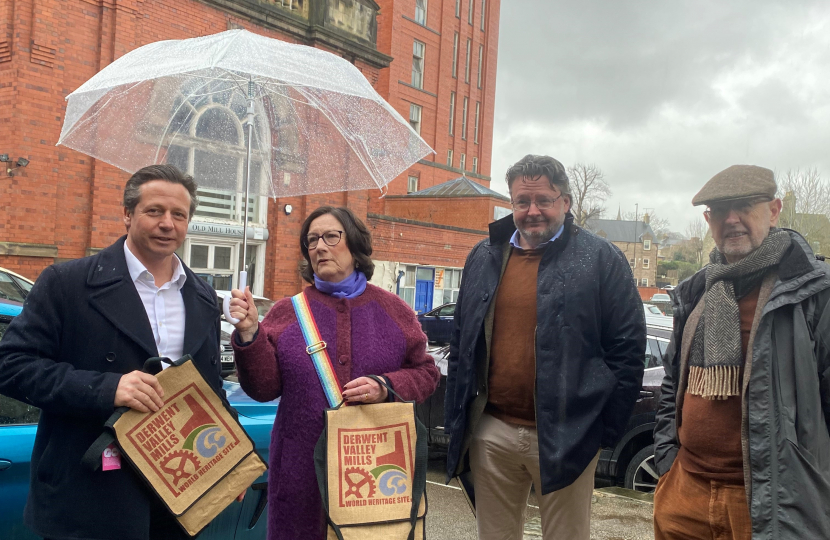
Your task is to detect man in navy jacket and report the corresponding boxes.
[0,165,227,540]
[445,155,645,540]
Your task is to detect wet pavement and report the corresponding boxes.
[426,456,655,540]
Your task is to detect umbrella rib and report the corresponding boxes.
[60,80,150,143]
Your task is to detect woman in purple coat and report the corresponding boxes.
[227,206,440,540]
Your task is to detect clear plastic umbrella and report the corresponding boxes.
[58,29,433,321]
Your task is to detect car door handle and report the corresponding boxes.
[637,390,654,402]
[0,460,11,471]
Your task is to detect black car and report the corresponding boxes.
[417,303,456,344]
[415,324,671,493]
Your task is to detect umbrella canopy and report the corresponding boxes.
[58,29,433,198]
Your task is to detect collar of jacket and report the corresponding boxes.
[487,211,576,247]
[85,236,219,358]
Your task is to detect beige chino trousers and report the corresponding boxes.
[469,413,598,540]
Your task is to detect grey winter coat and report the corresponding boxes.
[654,231,830,538]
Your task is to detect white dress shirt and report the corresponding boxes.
[124,242,187,368]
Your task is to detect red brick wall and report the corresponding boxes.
[383,195,510,231]
[369,216,485,268]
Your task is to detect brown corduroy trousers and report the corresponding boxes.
[653,460,751,540]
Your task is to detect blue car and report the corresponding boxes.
[417,302,456,344]
[0,299,278,540]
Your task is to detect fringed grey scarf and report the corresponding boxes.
[688,228,791,400]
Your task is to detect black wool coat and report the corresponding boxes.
[444,214,646,494]
[0,236,225,540]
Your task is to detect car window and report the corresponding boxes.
[11,276,32,295]
[0,273,26,303]
[645,338,663,369]
[255,298,275,320]
[0,318,10,342]
[0,394,40,425]
[437,304,455,317]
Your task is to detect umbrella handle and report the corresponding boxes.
[223,271,248,325]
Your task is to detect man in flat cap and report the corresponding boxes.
[653,164,830,539]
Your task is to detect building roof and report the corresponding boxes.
[586,218,657,243]
[407,176,510,201]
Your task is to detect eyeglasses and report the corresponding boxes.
[704,198,771,220]
[304,230,344,250]
[511,193,563,212]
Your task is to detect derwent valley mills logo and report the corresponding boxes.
[126,384,242,497]
[337,423,414,508]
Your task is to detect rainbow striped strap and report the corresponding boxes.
[291,291,344,408]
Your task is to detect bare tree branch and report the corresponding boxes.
[567,163,611,227]
[777,168,830,252]
[684,217,708,267]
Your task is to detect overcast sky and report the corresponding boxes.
[488,0,830,234]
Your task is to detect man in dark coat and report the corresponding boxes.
[653,165,830,539]
[0,164,229,540]
[444,154,646,540]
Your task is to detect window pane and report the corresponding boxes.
[0,274,25,303]
[439,304,456,316]
[452,33,459,77]
[468,0,473,23]
[465,39,472,82]
[190,245,209,268]
[11,276,32,293]
[416,267,434,281]
[214,246,232,270]
[213,274,231,291]
[462,97,468,139]
[443,289,453,304]
[447,150,453,166]
[403,287,415,307]
[481,0,486,29]
[449,92,455,135]
[195,107,239,145]
[194,150,239,191]
[405,266,416,287]
[415,0,426,24]
[478,45,484,88]
[452,289,460,302]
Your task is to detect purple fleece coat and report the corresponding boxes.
[232,284,440,540]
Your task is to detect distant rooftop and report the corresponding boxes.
[586,218,656,243]
[407,175,509,201]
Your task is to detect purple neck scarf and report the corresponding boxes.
[314,271,367,299]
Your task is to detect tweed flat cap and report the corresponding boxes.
[692,165,777,206]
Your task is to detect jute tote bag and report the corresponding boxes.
[84,356,267,536]
[291,290,427,540]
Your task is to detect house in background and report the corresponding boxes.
[586,215,658,289]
